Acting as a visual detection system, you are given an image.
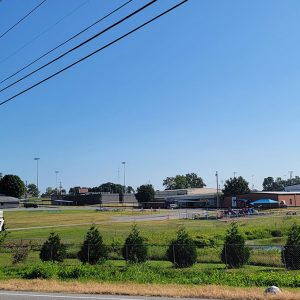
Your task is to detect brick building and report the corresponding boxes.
[223,191,300,208]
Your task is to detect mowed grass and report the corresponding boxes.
[4,208,300,245]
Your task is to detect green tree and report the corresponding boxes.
[78,225,107,264]
[282,224,300,270]
[163,173,206,190]
[122,224,148,263]
[262,177,275,191]
[40,232,66,262]
[186,173,206,188]
[166,227,197,268]
[89,182,123,194]
[262,176,285,191]
[222,176,250,196]
[27,183,38,197]
[135,184,155,203]
[0,174,25,198]
[221,222,250,268]
[126,186,135,194]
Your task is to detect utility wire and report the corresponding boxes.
[0,0,133,85]
[0,0,47,40]
[0,0,188,107]
[0,0,90,66]
[0,0,157,95]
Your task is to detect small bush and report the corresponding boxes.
[22,263,58,279]
[282,224,300,270]
[78,225,107,264]
[122,224,148,263]
[271,230,282,237]
[221,222,250,268]
[166,227,197,268]
[194,235,216,248]
[40,232,66,262]
[12,241,31,264]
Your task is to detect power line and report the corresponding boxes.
[0,0,133,85]
[0,0,188,107]
[0,0,90,67]
[0,0,47,40]
[0,0,157,95]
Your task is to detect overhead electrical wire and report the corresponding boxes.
[0,0,133,85]
[0,0,188,107]
[0,0,157,95]
[0,0,47,40]
[0,0,90,66]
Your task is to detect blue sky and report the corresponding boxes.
[1,0,300,193]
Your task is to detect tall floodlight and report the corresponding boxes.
[55,171,59,190]
[215,171,219,209]
[34,157,40,197]
[122,162,126,194]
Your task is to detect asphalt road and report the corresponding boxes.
[0,292,213,300]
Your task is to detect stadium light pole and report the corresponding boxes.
[215,171,219,210]
[122,162,126,194]
[55,171,59,190]
[34,157,40,197]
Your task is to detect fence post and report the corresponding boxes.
[224,244,228,268]
[172,244,176,266]
[87,244,90,264]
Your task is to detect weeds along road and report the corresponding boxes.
[0,292,215,300]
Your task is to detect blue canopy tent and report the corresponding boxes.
[250,199,278,205]
[250,199,278,209]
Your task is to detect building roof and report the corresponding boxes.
[0,196,20,203]
[156,188,219,197]
[251,191,300,195]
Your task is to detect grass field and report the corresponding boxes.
[4,208,300,245]
[1,207,300,292]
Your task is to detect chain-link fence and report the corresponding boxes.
[1,241,300,269]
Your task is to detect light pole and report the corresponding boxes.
[55,171,59,191]
[215,171,219,210]
[122,162,126,194]
[34,157,40,197]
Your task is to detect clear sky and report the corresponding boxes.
[1,0,300,193]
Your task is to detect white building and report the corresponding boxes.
[0,195,20,209]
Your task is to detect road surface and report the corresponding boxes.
[0,291,213,300]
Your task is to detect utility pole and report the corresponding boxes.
[233,172,237,178]
[289,171,293,180]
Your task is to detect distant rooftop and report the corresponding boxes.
[156,188,219,197]
[251,191,300,195]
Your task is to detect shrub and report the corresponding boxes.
[194,235,216,248]
[221,222,250,268]
[166,227,197,268]
[40,232,66,262]
[122,224,148,263]
[12,241,31,264]
[271,230,282,237]
[282,224,300,269]
[22,263,58,279]
[78,225,107,264]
